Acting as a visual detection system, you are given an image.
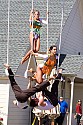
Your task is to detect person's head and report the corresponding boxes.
[49,45,57,55]
[34,10,40,19]
[59,96,64,102]
[77,100,81,105]
[30,98,39,107]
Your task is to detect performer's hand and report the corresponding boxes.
[30,9,34,15]
[13,100,17,105]
[46,11,49,15]
[66,111,68,114]
[4,63,10,69]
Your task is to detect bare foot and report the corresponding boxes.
[28,68,36,74]
[28,68,34,73]
[21,57,25,64]
[4,63,10,69]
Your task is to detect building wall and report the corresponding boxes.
[79,0,83,30]
[0,78,32,125]
[0,79,10,125]
[63,80,83,114]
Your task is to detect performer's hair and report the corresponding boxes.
[49,45,57,51]
[30,98,39,107]
[34,10,40,15]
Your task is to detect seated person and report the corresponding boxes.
[21,45,58,84]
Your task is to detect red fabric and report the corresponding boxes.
[76,104,82,114]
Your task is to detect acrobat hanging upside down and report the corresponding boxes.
[4,63,62,109]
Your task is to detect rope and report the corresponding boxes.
[26,0,34,71]
[57,0,64,68]
[26,54,32,70]
[25,0,34,89]
[31,0,34,51]
[47,0,49,55]
[6,1,10,124]
[7,0,10,64]
[25,0,34,72]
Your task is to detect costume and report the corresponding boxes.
[76,103,82,125]
[37,53,57,75]
[7,68,50,104]
[56,100,68,125]
[29,18,47,39]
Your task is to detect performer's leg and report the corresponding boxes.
[4,64,21,92]
[43,73,62,106]
[8,69,49,102]
[7,68,26,101]
[29,32,37,52]
[28,65,43,84]
[23,80,50,98]
[21,49,32,64]
[8,67,49,102]
[29,32,34,50]
[33,39,36,52]
[51,73,62,96]
[4,64,27,102]
[7,68,21,91]
[43,89,58,106]
[51,80,59,98]
[35,37,40,52]
[35,66,43,84]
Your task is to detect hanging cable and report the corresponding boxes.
[26,0,34,71]
[31,0,34,51]
[7,0,10,64]
[6,1,10,124]
[47,0,49,55]
[57,0,64,68]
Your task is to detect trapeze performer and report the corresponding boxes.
[34,68,62,111]
[21,45,58,84]
[29,10,48,52]
[4,63,62,109]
